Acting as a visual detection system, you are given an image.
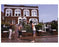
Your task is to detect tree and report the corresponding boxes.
[51,20,58,32]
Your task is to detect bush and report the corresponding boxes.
[1,21,10,26]
[1,22,10,32]
[35,23,42,30]
[51,21,58,32]
[24,24,33,33]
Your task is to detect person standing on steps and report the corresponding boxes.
[9,24,12,40]
[18,23,22,39]
[14,24,19,40]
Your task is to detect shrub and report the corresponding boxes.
[24,24,33,33]
[1,21,10,26]
[35,23,42,30]
[51,21,58,32]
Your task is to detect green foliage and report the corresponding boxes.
[35,23,43,30]
[1,21,10,26]
[1,21,10,31]
[51,23,56,29]
[51,21,58,32]
[24,24,33,33]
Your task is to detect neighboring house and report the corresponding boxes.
[4,5,39,25]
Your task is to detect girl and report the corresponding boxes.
[32,23,36,42]
[30,21,36,42]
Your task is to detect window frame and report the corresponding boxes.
[31,9,37,17]
[29,18,38,25]
[5,9,12,16]
[23,9,30,16]
[14,9,21,16]
[12,20,15,24]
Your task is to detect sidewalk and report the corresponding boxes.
[1,35,58,43]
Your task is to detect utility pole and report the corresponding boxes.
[42,19,43,31]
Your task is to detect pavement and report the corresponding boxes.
[1,35,58,43]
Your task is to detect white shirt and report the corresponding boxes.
[33,25,36,31]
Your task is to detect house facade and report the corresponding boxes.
[4,5,39,25]
[1,12,4,22]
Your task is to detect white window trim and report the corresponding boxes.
[5,9,12,16]
[23,9,30,17]
[14,9,21,16]
[29,18,38,25]
[31,9,37,17]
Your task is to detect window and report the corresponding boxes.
[8,20,12,24]
[12,20,15,24]
[14,9,21,16]
[23,10,29,16]
[6,9,12,16]
[32,10,37,16]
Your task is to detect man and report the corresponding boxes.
[18,23,22,38]
[9,24,12,40]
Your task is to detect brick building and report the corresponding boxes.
[4,5,39,25]
[1,12,4,22]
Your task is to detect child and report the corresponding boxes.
[32,23,36,42]
[30,21,36,42]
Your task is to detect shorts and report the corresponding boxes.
[33,30,36,34]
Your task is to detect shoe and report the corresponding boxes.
[20,35,22,38]
[31,40,35,43]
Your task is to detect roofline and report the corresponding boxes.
[4,5,38,8]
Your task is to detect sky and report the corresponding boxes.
[1,4,58,23]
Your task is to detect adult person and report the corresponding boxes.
[14,24,19,40]
[30,21,36,42]
[18,23,22,39]
[9,24,12,40]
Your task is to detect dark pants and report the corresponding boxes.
[19,31,22,35]
[18,30,22,37]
